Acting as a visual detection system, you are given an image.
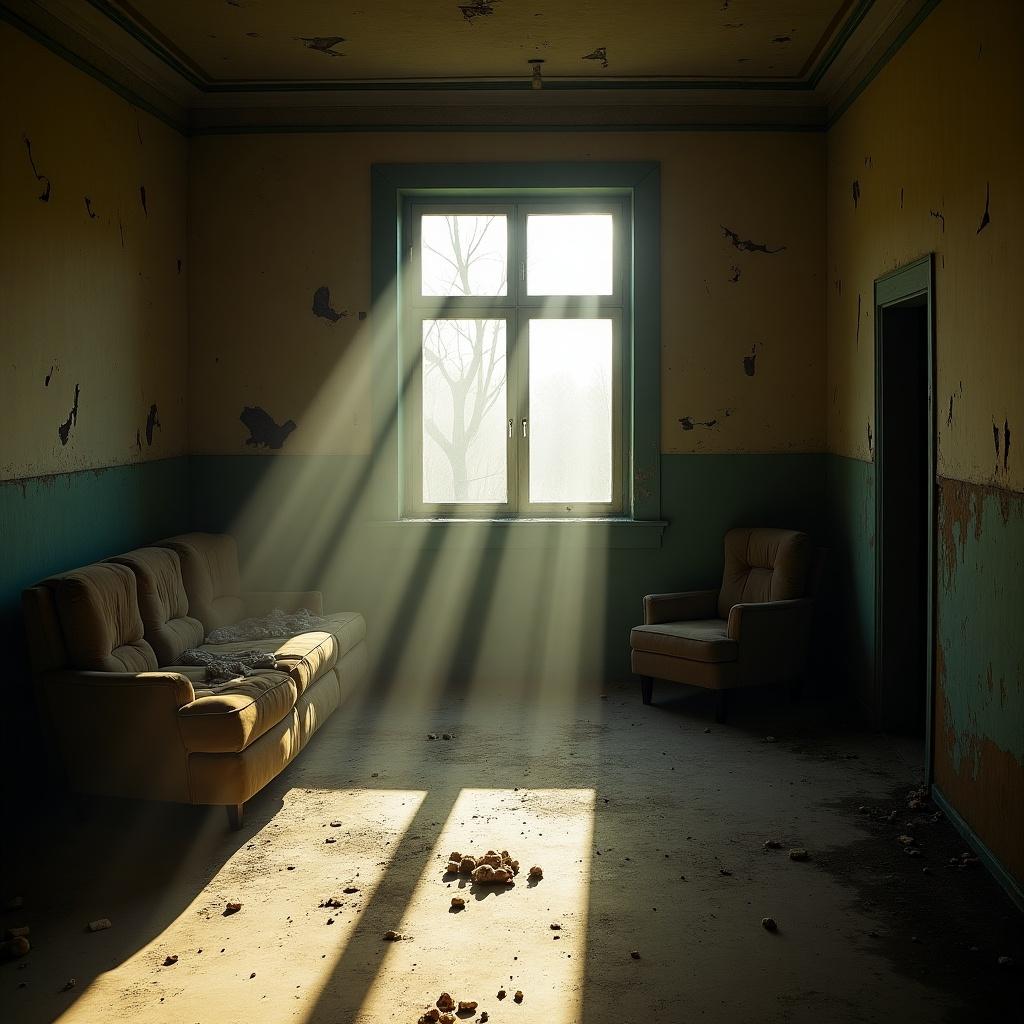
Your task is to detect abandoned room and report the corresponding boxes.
[1,0,1021,1021]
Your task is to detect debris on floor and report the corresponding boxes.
[87,917,112,932]
[763,839,783,850]
[528,865,543,880]
[383,930,405,941]
[60,978,76,992]
[444,850,520,884]
[630,949,641,959]
[458,1000,478,1011]
[450,896,465,909]
[513,990,524,1002]
[162,954,178,966]
[223,901,242,916]
[789,848,810,861]
[762,917,779,932]
[3,935,30,958]
[436,992,455,1011]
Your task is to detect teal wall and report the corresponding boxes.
[935,477,1024,887]
[824,453,876,718]
[0,457,190,798]
[190,452,828,685]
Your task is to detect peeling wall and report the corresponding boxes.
[0,23,189,482]
[826,0,1024,887]
[188,131,825,457]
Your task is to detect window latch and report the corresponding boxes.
[521,418,528,438]
[508,418,513,439]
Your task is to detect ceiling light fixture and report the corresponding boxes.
[528,58,544,90]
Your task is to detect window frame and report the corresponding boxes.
[371,162,663,542]
[402,196,629,519]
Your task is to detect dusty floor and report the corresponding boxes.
[2,680,1021,1024]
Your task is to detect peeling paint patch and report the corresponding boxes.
[582,46,608,68]
[947,394,954,427]
[297,36,346,56]
[23,136,51,202]
[312,286,347,323]
[1004,420,1011,471]
[852,179,860,208]
[177,258,182,274]
[118,212,126,248]
[84,196,97,219]
[729,265,741,283]
[678,416,719,431]
[145,404,161,446]
[855,293,862,349]
[771,35,791,44]
[241,406,296,449]
[866,421,873,454]
[899,187,904,209]
[742,345,757,377]
[721,226,785,254]
[977,182,991,234]
[358,311,367,321]
[993,420,1001,461]
[459,1,497,22]
[57,384,80,446]
[139,185,147,216]
[863,155,872,168]
[44,366,54,387]
[930,209,945,232]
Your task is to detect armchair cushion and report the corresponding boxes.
[160,532,245,633]
[630,619,737,664]
[642,590,718,625]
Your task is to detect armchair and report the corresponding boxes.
[630,528,817,721]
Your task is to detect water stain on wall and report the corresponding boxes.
[297,36,346,56]
[721,226,785,254]
[930,209,945,232]
[459,1,498,22]
[582,47,608,68]
[23,137,51,202]
[240,406,297,449]
[743,344,758,377]
[57,384,80,446]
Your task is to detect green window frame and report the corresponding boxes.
[371,162,663,542]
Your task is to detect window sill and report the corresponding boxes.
[370,517,667,549]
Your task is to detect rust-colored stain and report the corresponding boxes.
[937,477,1020,587]
[934,687,1024,883]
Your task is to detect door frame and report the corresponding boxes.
[873,253,936,781]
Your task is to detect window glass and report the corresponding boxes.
[421,215,508,296]
[528,319,613,503]
[422,319,508,503]
[527,214,613,296]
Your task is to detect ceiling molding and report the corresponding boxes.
[6,0,940,133]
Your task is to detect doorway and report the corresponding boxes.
[874,256,935,767]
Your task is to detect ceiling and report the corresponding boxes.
[9,0,932,130]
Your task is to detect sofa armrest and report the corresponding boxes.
[643,590,719,625]
[242,591,324,617]
[37,670,195,801]
[726,599,813,642]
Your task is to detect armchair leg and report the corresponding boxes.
[714,690,730,724]
[640,676,653,705]
[226,803,244,830]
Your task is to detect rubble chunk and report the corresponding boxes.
[223,902,242,916]
[761,917,778,932]
[458,1001,478,1012]
[630,950,641,959]
[383,930,403,941]
[436,992,455,1011]
[451,896,466,909]
[528,865,543,880]
[513,990,524,1003]
[87,918,112,932]
[162,955,178,966]
[788,849,810,862]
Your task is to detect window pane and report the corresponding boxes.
[528,319,613,504]
[527,214,613,296]
[422,319,507,503]
[421,215,508,296]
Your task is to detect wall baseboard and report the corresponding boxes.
[931,784,1024,913]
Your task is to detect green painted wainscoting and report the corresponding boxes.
[189,452,829,689]
[0,456,190,802]
[824,453,877,719]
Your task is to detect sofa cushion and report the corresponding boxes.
[177,670,297,754]
[160,533,244,633]
[630,619,738,664]
[46,563,157,673]
[718,528,813,619]
[108,547,204,665]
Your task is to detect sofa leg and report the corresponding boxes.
[640,676,653,706]
[226,803,244,830]
[714,690,730,724]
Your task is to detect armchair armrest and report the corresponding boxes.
[242,590,324,617]
[643,589,719,625]
[37,670,196,801]
[726,598,813,642]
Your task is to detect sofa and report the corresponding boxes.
[22,532,366,827]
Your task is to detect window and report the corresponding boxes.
[402,198,628,518]
[371,161,663,542]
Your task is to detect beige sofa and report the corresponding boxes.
[22,532,366,827]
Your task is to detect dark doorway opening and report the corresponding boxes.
[874,256,935,754]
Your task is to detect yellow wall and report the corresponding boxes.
[0,23,189,481]
[188,131,825,457]
[826,0,1023,488]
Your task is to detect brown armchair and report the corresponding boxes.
[630,528,817,722]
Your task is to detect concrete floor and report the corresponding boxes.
[2,680,1021,1024]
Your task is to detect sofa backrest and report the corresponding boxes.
[108,547,204,665]
[32,562,159,673]
[718,528,813,619]
[159,533,244,634]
